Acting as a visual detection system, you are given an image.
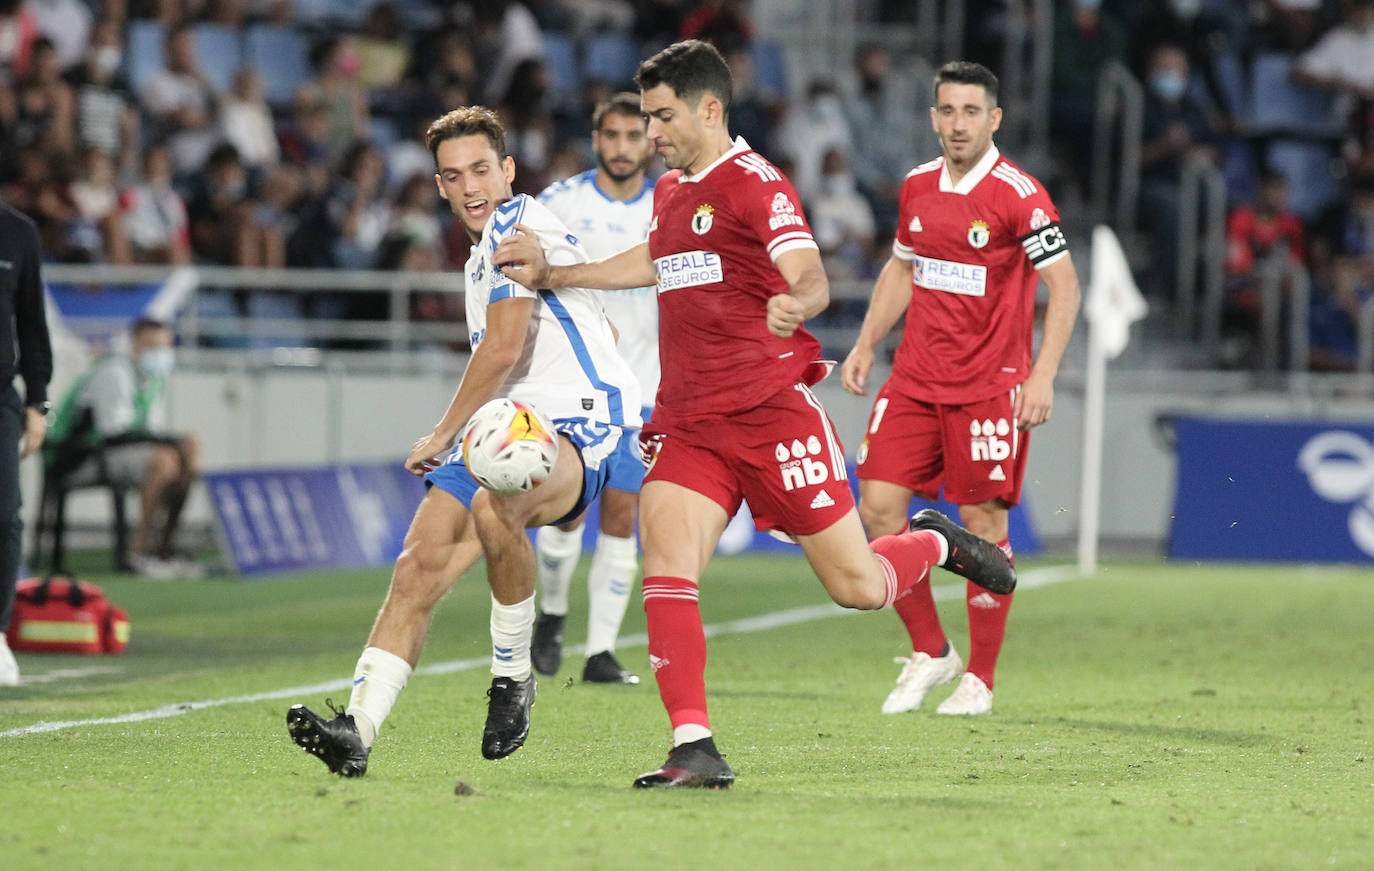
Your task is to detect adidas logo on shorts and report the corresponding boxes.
[810,489,835,509]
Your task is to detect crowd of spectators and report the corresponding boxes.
[1,0,1372,369]
[1042,0,1374,369]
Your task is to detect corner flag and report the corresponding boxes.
[1078,226,1148,574]
[1086,225,1148,359]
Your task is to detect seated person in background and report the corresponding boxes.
[46,318,201,579]
[1308,176,1374,369]
[1223,168,1306,361]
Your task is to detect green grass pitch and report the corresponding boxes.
[1,554,1370,870]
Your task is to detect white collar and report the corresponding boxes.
[939,143,1000,195]
[682,136,751,183]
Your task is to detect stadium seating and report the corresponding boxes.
[192,24,243,96]
[125,19,165,95]
[583,32,640,88]
[245,26,312,107]
[541,30,581,102]
[1209,51,1248,119]
[1247,52,1344,139]
[752,40,789,98]
[1267,140,1342,221]
[290,0,367,29]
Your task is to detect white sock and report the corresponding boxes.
[535,525,582,616]
[585,533,637,655]
[0,635,19,686]
[490,593,536,679]
[346,646,413,748]
[673,724,712,746]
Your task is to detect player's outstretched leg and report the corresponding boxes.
[481,674,537,760]
[633,737,735,789]
[908,509,1016,594]
[287,700,370,777]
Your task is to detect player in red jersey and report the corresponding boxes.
[842,61,1081,717]
[495,40,1015,789]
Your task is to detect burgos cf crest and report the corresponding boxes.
[692,204,715,235]
[967,220,990,249]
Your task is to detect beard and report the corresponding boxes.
[598,154,644,182]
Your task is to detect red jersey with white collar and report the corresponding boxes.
[648,137,824,425]
[889,145,1067,404]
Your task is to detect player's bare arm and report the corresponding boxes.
[1015,253,1081,431]
[841,254,915,395]
[768,247,830,338]
[493,225,655,290]
[405,296,536,475]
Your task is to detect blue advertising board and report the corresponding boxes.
[206,464,424,577]
[1169,417,1374,563]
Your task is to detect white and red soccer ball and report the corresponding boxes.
[461,398,559,494]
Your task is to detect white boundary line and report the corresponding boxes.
[0,566,1080,739]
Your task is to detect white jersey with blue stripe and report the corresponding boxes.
[538,170,659,402]
[464,193,642,428]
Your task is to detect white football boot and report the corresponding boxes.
[881,645,963,713]
[936,672,994,715]
[0,635,20,686]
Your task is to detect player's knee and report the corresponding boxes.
[857,501,905,540]
[824,566,886,611]
[390,544,447,606]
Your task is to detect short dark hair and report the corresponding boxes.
[933,61,999,107]
[425,106,508,164]
[593,92,645,132]
[132,317,170,337]
[635,39,732,114]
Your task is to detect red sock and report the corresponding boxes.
[642,576,709,732]
[965,540,1014,689]
[872,530,946,655]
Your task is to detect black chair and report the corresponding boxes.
[30,425,135,576]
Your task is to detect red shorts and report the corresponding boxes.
[640,383,854,536]
[855,384,1029,507]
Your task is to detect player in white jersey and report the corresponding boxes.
[530,93,657,685]
[285,106,642,776]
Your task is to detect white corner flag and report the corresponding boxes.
[1086,225,1148,359]
[1078,226,1148,575]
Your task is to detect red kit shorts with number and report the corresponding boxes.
[640,383,854,537]
[856,383,1029,507]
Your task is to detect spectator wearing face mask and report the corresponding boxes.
[1137,41,1219,296]
[44,318,202,580]
[809,147,876,279]
[777,79,854,201]
[120,143,191,265]
[71,17,139,177]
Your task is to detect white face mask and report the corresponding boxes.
[93,45,122,76]
[822,173,855,196]
[136,346,175,379]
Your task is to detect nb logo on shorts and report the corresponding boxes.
[776,435,830,492]
[970,418,1012,463]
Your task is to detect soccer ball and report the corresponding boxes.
[461,398,560,494]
